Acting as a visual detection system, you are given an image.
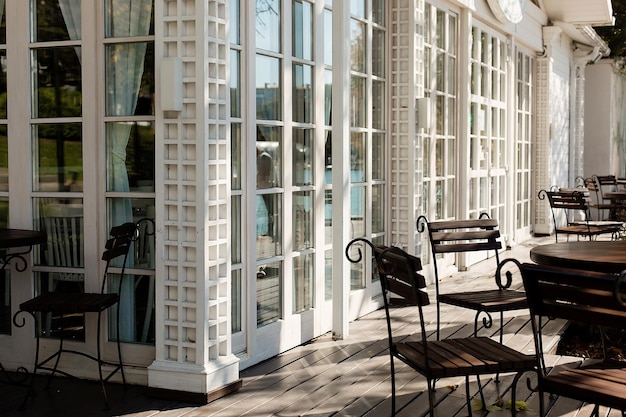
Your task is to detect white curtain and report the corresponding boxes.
[58,0,153,342]
[105,0,152,342]
[58,0,81,61]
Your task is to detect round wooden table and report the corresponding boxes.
[530,240,626,274]
[0,228,46,270]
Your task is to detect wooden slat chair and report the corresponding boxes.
[583,177,616,220]
[538,189,621,242]
[519,261,626,417]
[345,239,534,417]
[594,174,618,203]
[417,214,527,341]
[16,222,138,409]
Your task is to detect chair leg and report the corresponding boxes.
[96,311,110,409]
[428,377,436,417]
[509,372,522,417]
[465,375,472,417]
[390,354,396,416]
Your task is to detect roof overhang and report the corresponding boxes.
[539,0,615,26]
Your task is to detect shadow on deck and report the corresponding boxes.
[0,235,615,416]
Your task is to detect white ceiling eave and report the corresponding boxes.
[553,21,611,56]
[539,0,615,26]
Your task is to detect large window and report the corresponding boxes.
[422,4,457,221]
[27,0,156,345]
[515,49,534,232]
[469,25,507,221]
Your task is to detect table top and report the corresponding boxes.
[530,240,626,274]
[0,228,46,250]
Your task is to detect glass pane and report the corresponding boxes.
[256,0,281,53]
[230,50,241,118]
[256,55,281,120]
[372,28,385,77]
[324,70,332,125]
[350,132,365,182]
[293,64,312,123]
[323,10,332,66]
[105,198,155,267]
[231,123,242,189]
[231,268,242,332]
[33,0,76,42]
[256,125,282,188]
[372,184,384,233]
[349,242,365,289]
[105,0,154,37]
[372,0,385,25]
[293,0,312,60]
[293,128,312,186]
[105,43,155,117]
[230,0,240,45]
[293,254,313,313]
[372,80,385,130]
[0,0,5,44]
[32,47,82,118]
[33,123,83,192]
[231,196,242,263]
[350,0,365,17]
[256,194,282,258]
[350,185,365,237]
[372,133,384,180]
[350,19,365,72]
[0,51,6,118]
[106,121,155,192]
[108,273,155,344]
[350,76,366,127]
[324,189,332,242]
[293,191,312,250]
[32,198,85,338]
[257,261,281,326]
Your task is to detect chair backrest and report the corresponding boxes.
[42,203,84,268]
[593,174,617,200]
[520,262,626,328]
[417,214,502,278]
[538,189,590,227]
[519,261,626,371]
[345,238,429,345]
[101,222,137,293]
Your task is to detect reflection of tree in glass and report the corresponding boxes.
[256,0,278,38]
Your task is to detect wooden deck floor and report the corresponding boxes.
[0,236,621,417]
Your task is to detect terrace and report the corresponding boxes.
[0,235,617,417]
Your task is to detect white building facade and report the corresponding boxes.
[0,0,614,400]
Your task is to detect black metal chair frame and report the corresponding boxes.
[538,188,621,242]
[14,221,140,409]
[417,213,527,342]
[345,239,534,417]
[517,260,626,417]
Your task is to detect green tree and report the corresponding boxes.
[595,0,626,57]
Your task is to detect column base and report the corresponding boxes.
[147,355,240,404]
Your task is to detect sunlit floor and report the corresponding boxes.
[0,234,621,417]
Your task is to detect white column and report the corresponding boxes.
[149,0,240,400]
[331,0,351,340]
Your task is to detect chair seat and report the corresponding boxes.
[396,336,535,379]
[556,224,620,235]
[438,289,528,312]
[541,364,626,411]
[20,292,119,314]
